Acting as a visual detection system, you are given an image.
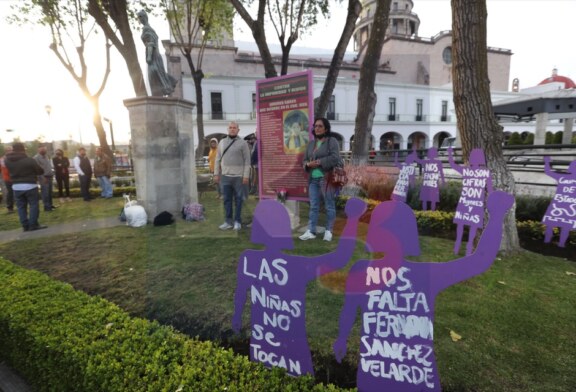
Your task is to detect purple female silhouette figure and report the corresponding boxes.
[391,150,418,203]
[232,197,366,376]
[333,192,513,392]
[415,148,445,211]
[542,156,576,247]
[448,147,493,255]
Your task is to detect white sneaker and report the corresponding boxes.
[233,222,241,230]
[323,230,333,242]
[299,230,316,240]
[219,222,233,230]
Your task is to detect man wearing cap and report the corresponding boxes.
[4,142,47,231]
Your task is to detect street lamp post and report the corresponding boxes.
[102,117,116,152]
[43,104,52,144]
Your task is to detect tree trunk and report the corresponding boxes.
[315,0,362,118]
[352,0,391,164]
[451,0,520,252]
[88,0,147,97]
[90,99,113,158]
[230,0,278,78]
[192,69,205,159]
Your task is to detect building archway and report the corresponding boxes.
[349,134,375,151]
[203,133,227,156]
[380,132,402,150]
[432,131,452,148]
[407,132,427,150]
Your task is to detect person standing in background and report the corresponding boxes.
[0,146,14,213]
[207,137,221,199]
[94,147,113,199]
[5,142,46,231]
[34,145,56,212]
[73,147,93,202]
[248,135,259,195]
[214,121,251,231]
[52,149,71,202]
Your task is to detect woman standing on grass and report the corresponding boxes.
[300,118,342,242]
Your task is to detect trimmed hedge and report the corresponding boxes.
[0,258,349,392]
[337,195,576,247]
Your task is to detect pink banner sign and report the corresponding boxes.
[256,71,314,200]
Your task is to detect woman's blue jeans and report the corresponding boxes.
[307,176,336,233]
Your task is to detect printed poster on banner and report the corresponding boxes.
[256,70,314,200]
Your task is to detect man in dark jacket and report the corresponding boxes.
[4,142,47,231]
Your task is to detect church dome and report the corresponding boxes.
[538,68,576,89]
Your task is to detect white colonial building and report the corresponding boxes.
[163,0,569,154]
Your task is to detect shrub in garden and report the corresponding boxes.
[0,258,347,392]
[553,131,563,144]
[507,132,523,145]
[514,195,551,221]
[523,133,534,145]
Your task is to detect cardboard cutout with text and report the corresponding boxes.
[542,156,576,247]
[448,148,493,255]
[391,150,418,203]
[415,148,445,211]
[232,198,366,376]
[333,191,513,392]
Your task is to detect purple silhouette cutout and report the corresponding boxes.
[542,156,576,247]
[333,191,513,392]
[448,147,493,255]
[415,148,445,211]
[391,150,418,203]
[232,198,366,376]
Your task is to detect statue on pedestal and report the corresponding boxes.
[137,10,177,97]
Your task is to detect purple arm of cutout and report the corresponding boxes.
[430,191,514,293]
[312,198,367,275]
[447,147,464,174]
[394,152,401,169]
[333,261,366,363]
[439,160,446,185]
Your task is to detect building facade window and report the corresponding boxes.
[252,93,257,119]
[416,99,423,121]
[441,100,448,121]
[388,97,397,121]
[442,46,452,65]
[211,92,223,120]
[327,95,336,120]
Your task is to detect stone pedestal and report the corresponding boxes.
[124,97,197,220]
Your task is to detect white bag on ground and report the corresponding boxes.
[123,195,147,227]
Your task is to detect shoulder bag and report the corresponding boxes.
[325,137,348,188]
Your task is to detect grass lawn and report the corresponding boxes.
[0,191,575,391]
[0,196,125,231]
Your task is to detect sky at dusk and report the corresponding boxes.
[0,0,574,145]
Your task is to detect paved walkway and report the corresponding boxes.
[0,216,124,244]
[0,216,125,391]
[0,363,32,392]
